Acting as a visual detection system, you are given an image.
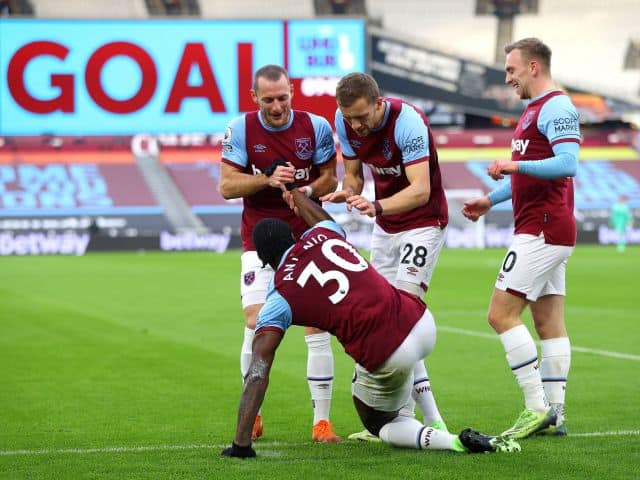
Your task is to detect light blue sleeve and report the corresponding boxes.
[220,116,248,168]
[334,109,356,158]
[310,114,337,166]
[255,288,293,333]
[488,178,512,206]
[515,94,580,179]
[517,142,579,179]
[395,104,430,164]
[537,94,581,145]
[301,220,346,240]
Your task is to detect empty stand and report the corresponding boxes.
[31,0,148,18]
[366,0,640,103]
[199,0,313,18]
[514,0,640,101]
[135,153,208,232]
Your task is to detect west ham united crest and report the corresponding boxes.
[521,110,536,130]
[295,137,313,160]
[244,271,255,286]
[383,137,393,160]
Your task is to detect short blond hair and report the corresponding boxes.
[253,65,289,91]
[505,38,552,73]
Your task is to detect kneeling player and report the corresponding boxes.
[222,188,521,458]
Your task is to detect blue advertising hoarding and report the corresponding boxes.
[0,18,365,135]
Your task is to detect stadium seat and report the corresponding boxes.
[30,0,149,18]
[198,0,314,18]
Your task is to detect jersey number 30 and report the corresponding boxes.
[296,238,368,304]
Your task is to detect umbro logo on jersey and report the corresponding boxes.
[253,144,266,153]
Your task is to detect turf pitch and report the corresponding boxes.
[0,246,638,479]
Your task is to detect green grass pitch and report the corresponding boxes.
[1,246,638,479]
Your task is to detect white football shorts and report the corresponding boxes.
[240,250,274,308]
[351,309,436,412]
[370,224,446,295]
[495,233,574,302]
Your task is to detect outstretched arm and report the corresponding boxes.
[487,142,579,180]
[285,188,334,227]
[223,329,284,457]
[302,156,338,199]
[461,179,512,222]
[320,158,364,205]
[348,161,430,217]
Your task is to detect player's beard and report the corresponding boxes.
[264,107,291,128]
[515,83,531,100]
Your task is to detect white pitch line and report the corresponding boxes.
[438,326,640,361]
[571,430,640,437]
[1,432,639,456]
[0,441,303,457]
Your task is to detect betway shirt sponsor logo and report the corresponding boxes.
[511,138,530,155]
[369,164,402,177]
[160,231,231,253]
[251,164,311,182]
[0,232,90,256]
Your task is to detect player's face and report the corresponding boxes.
[252,75,294,128]
[505,49,532,99]
[338,97,385,137]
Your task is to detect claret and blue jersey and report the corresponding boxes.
[222,110,336,171]
[255,219,426,372]
[335,99,431,165]
[335,98,448,233]
[508,89,582,246]
[255,220,345,335]
[220,110,336,251]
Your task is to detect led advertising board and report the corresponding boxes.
[0,19,365,135]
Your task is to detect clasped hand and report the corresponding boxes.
[486,160,518,180]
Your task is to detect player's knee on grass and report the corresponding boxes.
[353,395,398,436]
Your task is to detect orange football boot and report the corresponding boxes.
[312,420,341,443]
